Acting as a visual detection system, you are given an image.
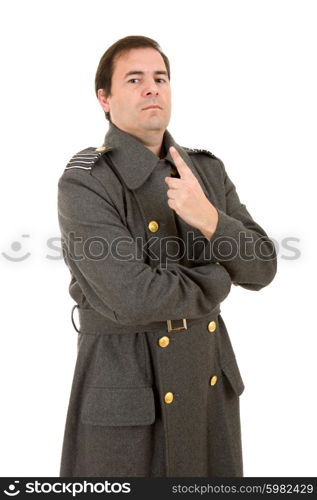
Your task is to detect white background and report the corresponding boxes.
[0,0,316,477]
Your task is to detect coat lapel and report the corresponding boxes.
[103,123,209,196]
[102,123,210,265]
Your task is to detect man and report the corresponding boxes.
[57,35,277,477]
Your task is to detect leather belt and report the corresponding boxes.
[71,304,221,336]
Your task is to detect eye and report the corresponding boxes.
[156,78,166,83]
[128,78,140,84]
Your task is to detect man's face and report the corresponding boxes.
[99,47,171,138]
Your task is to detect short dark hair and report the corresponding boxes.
[95,35,170,121]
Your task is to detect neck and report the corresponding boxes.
[133,131,164,157]
[113,123,165,157]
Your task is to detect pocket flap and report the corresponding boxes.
[80,386,155,426]
[221,358,245,396]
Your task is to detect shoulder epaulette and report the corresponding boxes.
[183,147,217,159]
[65,146,112,171]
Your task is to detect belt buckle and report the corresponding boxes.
[167,318,188,333]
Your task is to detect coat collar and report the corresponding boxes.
[102,122,198,191]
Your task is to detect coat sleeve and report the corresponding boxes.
[57,169,232,325]
[195,158,277,291]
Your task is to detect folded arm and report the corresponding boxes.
[195,158,277,291]
[58,170,232,325]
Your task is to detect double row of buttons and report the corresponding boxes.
[161,320,218,404]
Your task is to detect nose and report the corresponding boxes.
[142,78,160,97]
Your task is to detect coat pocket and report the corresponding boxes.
[80,386,155,426]
[221,357,245,396]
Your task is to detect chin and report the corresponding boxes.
[143,119,167,131]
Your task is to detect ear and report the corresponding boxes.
[97,88,111,113]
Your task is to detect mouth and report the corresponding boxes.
[142,105,162,110]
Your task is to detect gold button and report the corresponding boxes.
[95,146,107,152]
[148,220,159,232]
[215,261,220,265]
[210,375,218,386]
[164,392,174,404]
[207,320,217,332]
[158,336,170,348]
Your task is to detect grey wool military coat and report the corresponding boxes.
[57,122,277,477]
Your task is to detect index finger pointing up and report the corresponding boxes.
[169,146,191,179]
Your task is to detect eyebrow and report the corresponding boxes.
[123,70,168,79]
